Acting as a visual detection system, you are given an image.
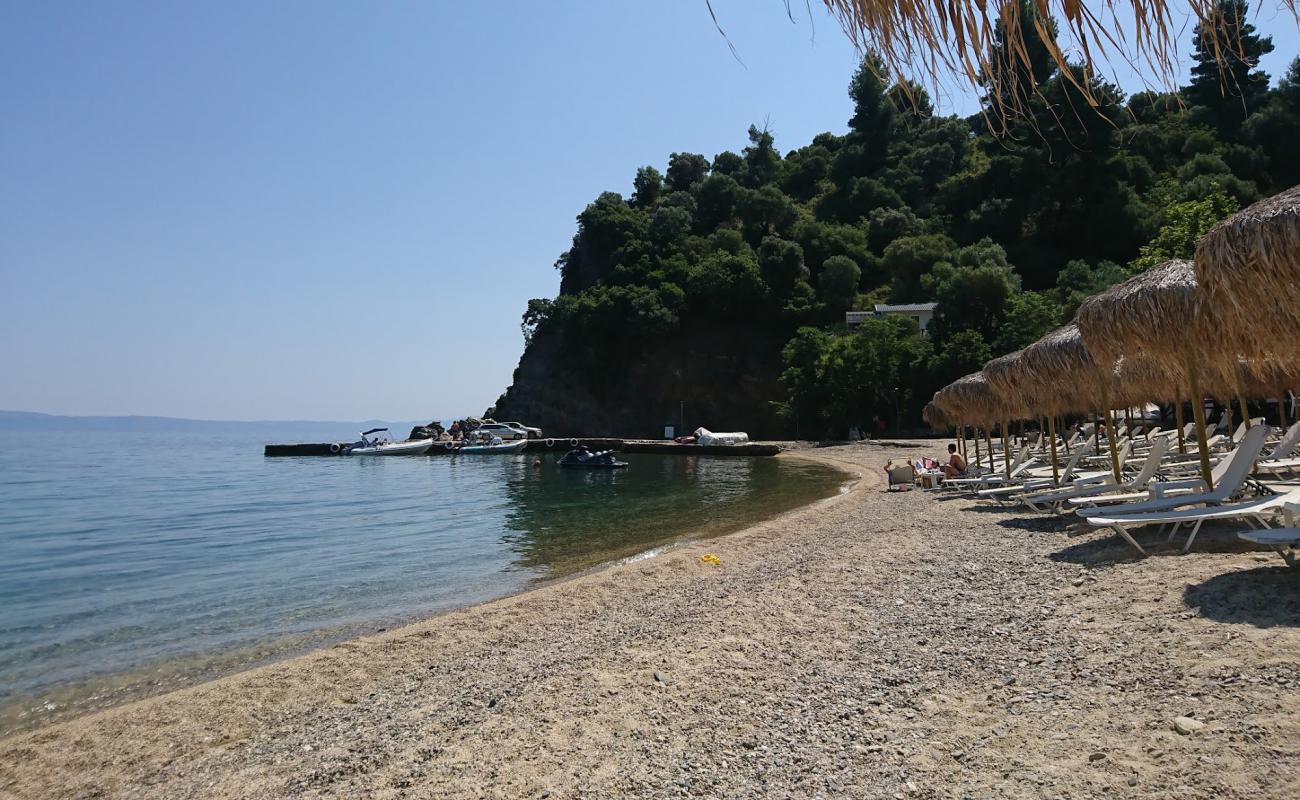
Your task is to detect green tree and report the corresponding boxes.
[742,124,781,188]
[521,298,554,344]
[1055,259,1128,318]
[992,291,1061,352]
[1129,185,1239,271]
[882,233,956,302]
[817,255,862,313]
[630,166,662,208]
[665,152,709,192]
[757,236,808,295]
[1185,0,1275,134]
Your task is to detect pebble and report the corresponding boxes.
[1172,716,1205,735]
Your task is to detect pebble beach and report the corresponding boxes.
[1,440,1298,798]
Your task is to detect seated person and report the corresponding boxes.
[941,443,968,478]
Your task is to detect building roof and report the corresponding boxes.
[873,303,937,313]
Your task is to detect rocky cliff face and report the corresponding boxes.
[488,320,788,439]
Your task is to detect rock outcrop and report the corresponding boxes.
[488,320,788,439]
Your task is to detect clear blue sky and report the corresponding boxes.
[2,2,1296,421]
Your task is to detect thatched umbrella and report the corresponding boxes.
[935,372,1000,471]
[1074,260,1219,487]
[1019,323,1125,481]
[1115,354,1189,452]
[1195,183,1300,360]
[981,350,1029,478]
[985,346,1064,481]
[922,400,943,430]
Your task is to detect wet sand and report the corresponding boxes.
[1,441,1298,798]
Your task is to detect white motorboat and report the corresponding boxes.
[345,428,433,456]
[456,433,529,454]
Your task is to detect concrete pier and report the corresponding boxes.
[264,438,781,457]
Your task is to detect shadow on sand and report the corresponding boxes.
[1184,566,1300,627]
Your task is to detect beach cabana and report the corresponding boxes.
[1195,184,1300,360]
[1074,260,1220,488]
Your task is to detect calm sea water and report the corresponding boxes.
[0,431,843,733]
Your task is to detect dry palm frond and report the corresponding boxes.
[803,1,1297,126]
[1194,183,1300,359]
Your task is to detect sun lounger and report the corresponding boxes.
[1238,502,1300,567]
[1064,437,1172,509]
[942,445,1032,491]
[1255,422,1300,479]
[977,446,1091,502]
[1075,424,1272,520]
[1087,487,1300,554]
[1020,439,1165,513]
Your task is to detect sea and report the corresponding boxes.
[0,426,844,734]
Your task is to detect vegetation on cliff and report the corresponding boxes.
[493,1,1296,438]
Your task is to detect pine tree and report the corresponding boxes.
[1184,0,1274,133]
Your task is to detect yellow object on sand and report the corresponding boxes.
[700,554,722,565]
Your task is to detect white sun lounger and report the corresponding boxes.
[1017,440,1151,513]
[977,446,1091,502]
[1255,422,1300,479]
[1086,487,1300,554]
[1238,502,1300,567]
[1075,424,1272,520]
[1064,437,1172,509]
[943,445,1032,491]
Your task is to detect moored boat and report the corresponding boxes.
[345,428,434,456]
[457,434,528,455]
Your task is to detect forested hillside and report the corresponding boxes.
[490,1,1299,439]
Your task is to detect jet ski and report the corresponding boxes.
[557,446,628,469]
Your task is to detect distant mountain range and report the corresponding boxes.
[0,410,447,434]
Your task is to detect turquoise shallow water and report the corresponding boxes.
[0,431,843,732]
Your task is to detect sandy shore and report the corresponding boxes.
[2,440,1298,798]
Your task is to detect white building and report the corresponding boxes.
[845,303,937,335]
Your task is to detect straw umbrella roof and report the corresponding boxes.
[922,401,948,431]
[934,372,999,428]
[1017,323,1111,415]
[1114,354,1185,405]
[1073,259,1213,362]
[1194,183,1300,359]
[982,349,1026,411]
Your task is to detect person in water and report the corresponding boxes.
[941,443,968,478]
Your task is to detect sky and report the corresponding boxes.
[2,2,1296,421]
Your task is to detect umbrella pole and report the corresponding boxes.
[1278,397,1288,427]
[1185,355,1214,490]
[1235,385,1251,431]
[1061,418,1071,454]
[1100,385,1122,483]
[1002,419,1011,478]
[1124,407,1134,440]
[1174,401,1186,454]
[985,427,995,470]
[973,427,981,467]
[1224,394,1234,444]
[1048,414,1059,484]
